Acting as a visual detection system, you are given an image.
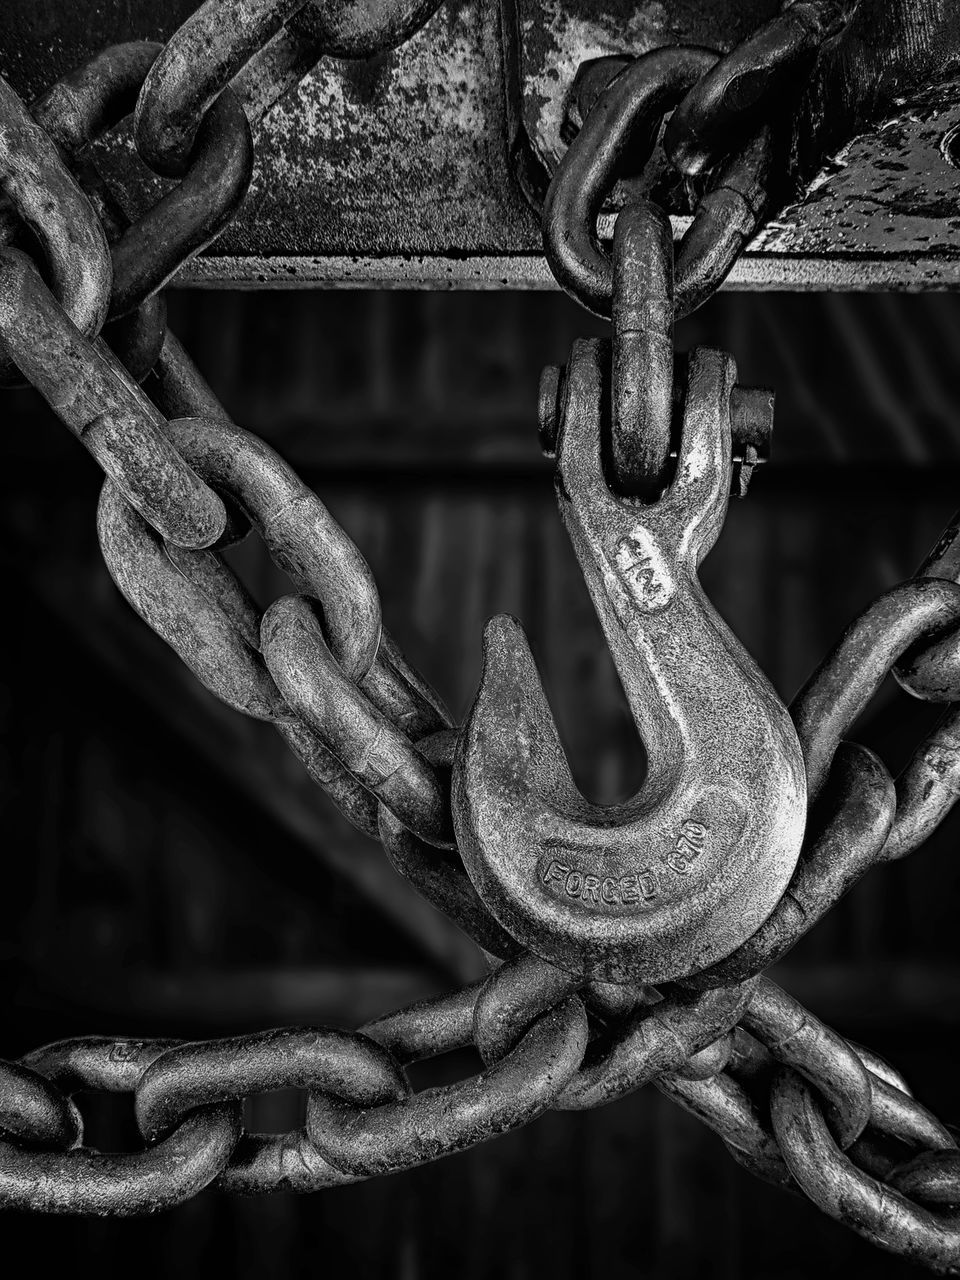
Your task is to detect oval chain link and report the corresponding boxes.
[543,2,853,326]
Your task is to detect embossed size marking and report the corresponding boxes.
[664,818,708,874]
[614,528,674,611]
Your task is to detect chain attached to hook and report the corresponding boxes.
[454,202,805,985]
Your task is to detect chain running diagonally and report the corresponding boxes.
[4,3,960,1271]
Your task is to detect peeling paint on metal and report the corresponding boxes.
[232,3,537,257]
[520,0,667,167]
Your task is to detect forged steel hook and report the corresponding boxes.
[453,311,806,985]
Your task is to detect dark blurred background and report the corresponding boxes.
[3,285,960,1277]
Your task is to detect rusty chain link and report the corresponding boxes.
[0,77,112,385]
[543,1,857,325]
[5,3,960,1271]
[543,46,778,325]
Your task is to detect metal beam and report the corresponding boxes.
[2,1,960,287]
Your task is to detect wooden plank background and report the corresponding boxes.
[2,286,960,1276]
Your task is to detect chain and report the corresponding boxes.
[3,3,960,1270]
[543,0,858,324]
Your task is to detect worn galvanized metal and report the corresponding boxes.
[453,330,807,983]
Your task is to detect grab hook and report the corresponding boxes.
[453,247,806,984]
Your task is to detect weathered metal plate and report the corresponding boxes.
[2,0,960,287]
[754,79,960,275]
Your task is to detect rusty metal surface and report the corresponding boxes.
[756,77,960,263]
[0,0,536,266]
[3,0,960,287]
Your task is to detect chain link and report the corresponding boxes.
[543,45,776,321]
[0,77,112,385]
[4,3,960,1267]
[543,0,857,322]
[664,1,856,178]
